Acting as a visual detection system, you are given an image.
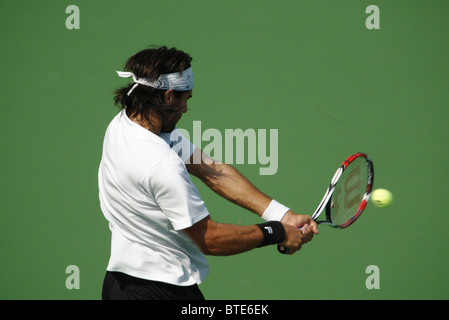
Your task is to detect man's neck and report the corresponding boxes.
[129,114,162,136]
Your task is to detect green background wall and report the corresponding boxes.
[1,0,448,299]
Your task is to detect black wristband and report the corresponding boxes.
[256,221,286,247]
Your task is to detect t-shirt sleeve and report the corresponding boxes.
[146,159,209,230]
[160,129,195,163]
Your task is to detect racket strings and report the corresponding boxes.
[331,157,369,227]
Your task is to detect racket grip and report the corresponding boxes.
[277,244,290,254]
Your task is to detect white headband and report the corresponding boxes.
[116,67,193,96]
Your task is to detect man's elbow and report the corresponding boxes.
[199,230,222,256]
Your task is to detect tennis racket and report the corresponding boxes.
[279,152,374,254]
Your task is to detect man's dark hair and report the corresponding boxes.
[114,46,192,125]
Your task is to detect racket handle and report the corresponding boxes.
[277,244,290,254]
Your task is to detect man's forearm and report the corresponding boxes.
[183,216,300,256]
[186,149,272,217]
[184,217,263,256]
[207,162,272,216]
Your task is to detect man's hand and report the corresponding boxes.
[280,211,318,253]
[279,223,305,255]
[282,211,319,234]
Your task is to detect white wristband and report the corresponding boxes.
[261,200,290,221]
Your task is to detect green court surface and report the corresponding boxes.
[1,0,448,300]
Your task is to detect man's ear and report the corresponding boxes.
[164,89,175,105]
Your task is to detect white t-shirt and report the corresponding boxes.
[98,110,210,286]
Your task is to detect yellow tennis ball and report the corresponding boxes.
[371,189,393,208]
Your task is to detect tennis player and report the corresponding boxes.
[98,46,318,300]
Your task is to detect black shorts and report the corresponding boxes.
[102,271,205,300]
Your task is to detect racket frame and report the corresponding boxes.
[278,153,374,254]
[313,152,374,229]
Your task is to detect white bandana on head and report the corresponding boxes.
[116,67,193,96]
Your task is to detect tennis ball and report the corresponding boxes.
[371,189,393,208]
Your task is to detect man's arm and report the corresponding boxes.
[186,148,318,233]
[186,148,272,216]
[182,216,309,256]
